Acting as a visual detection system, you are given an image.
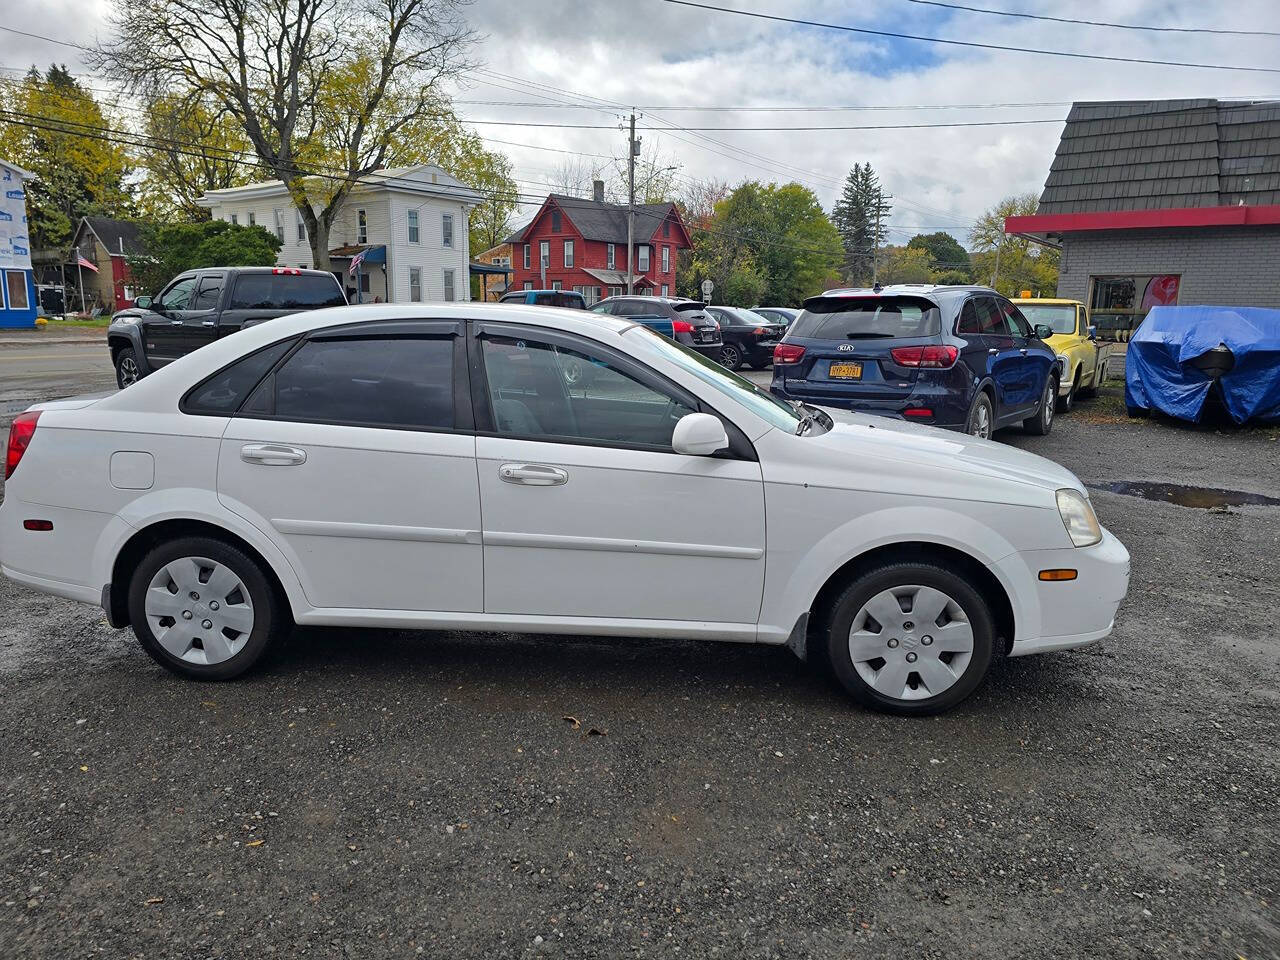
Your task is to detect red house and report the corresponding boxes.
[506,185,692,304]
[69,217,144,312]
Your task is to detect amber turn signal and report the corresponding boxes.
[1038,568,1078,581]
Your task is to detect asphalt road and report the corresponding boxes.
[0,342,1277,959]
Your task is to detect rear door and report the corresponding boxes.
[140,273,199,366]
[184,271,226,354]
[780,296,942,403]
[970,296,1025,417]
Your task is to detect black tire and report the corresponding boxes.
[818,561,997,716]
[1023,374,1057,435]
[719,342,743,371]
[749,360,770,371]
[115,347,142,389]
[1057,369,1079,413]
[127,536,285,680]
[965,390,994,439]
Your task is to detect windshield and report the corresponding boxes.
[1018,304,1078,335]
[789,297,941,340]
[624,325,802,432]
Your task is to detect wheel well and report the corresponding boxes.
[107,518,292,629]
[807,541,1016,654]
[108,336,131,363]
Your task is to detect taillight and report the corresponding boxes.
[890,345,959,368]
[5,410,40,480]
[774,343,806,365]
[671,319,694,334]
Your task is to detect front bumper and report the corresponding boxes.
[1002,526,1130,657]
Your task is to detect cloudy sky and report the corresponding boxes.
[5,0,1280,244]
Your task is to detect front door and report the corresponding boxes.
[141,273,198,366]
[1000,299,1052,411]
[183,272,225,354]
[471,323,765,624]
[216,321,483,612]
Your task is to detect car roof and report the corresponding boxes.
[818,283,995,298]
[1013,297,1083,306]
[507,289,584,296]
[196,266,335,276]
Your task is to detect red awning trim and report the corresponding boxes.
[1004,204,1280,236]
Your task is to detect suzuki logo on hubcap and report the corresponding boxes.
[901,636,919,650]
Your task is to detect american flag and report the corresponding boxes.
[347,249,366,276]
[75,250,98,273]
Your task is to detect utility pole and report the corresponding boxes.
[871,190,892,286]
[626,112,638,295]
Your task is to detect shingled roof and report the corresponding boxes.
[76,217,147,256]
[506,195,684,245]
[1037,99,1280,214]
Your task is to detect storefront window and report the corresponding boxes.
[1089,274,1180,341]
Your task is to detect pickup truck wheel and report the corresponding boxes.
[115,347,141,388]
[127,536,284,680]
[1057,369,1080,412]
[820,561,997,716]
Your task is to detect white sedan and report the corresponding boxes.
[0,304,1130,714]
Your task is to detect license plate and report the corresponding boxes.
[699,330,716,342]
[829,361,863,379]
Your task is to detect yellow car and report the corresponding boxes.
[1014,298,1113,413]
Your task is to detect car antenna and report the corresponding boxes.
[873,282,883,293]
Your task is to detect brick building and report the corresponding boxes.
[1006,99,1280,340]
[506,184,692,304]
[69,216,144,312]
[472,242,514,301]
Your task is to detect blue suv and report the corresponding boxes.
[770,285,1059,438]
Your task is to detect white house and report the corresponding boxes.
[197,165,483,303]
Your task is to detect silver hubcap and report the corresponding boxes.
[971,402,991,438]
[144,557,254,665]
[119,357,138,386]
[722,346,738,367]
[1044,382,1055,426]
[848,584,975,701]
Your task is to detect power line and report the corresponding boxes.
[663,0,1280,74]
[903,0,1280,37]
[0,23,93,50]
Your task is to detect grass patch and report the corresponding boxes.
[40,316,112,329]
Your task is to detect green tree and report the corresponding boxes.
[135,94,252,221]
[906,231,970,279]
[830,162,891,285]
[879,246,934,285]
[969,194,1059,296]
[0,65,133,249]
[127,220,281,296]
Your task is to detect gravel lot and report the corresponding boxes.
[1,360,1277,959]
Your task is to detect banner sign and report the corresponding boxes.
[0,162,32,270]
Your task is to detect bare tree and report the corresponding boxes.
[95,0,476,268]
[546,156,604,198]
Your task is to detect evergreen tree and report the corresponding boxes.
[831,163,891,286]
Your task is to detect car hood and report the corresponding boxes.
[813,406,1084,496]
[1044,333,1078,350]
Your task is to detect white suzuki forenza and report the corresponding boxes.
[0,304,1129,714]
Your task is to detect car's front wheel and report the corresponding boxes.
[718,342,743,371]
[127,536,285,680]
[820,561,997,715]
[115,347,141,388]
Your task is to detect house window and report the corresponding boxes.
[230,214,238,226]
[408,209,420,244]
[523,244,530,269]
[248,212,256,227]
[296,210,306,243]
[661,245,670,273]
[409,267,422,302]
[1089,274,1181,342]
[523,281,533,290]
[357,209,367,244]
[5,271,30,310]
[551,209,562,232]
[444,268,456,302]
[607,243,616,270]
[564,240,574,268]
[551,280,562,291]
[637,245,650,272]
[442,213,454,248]
[661,284,669,297]
[273,209,284,242]
[608,285,623,297]
[539,241,549,270]
[663,220,670,238]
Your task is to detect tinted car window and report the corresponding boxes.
[974,297,1008,335]
[481,334,693,449]
[247,336,454,429]
[1001,300,1032,338]
[184,339,295,415]
[614,300,661,318]
[789,297,941,339]
[160,276,197,311]
[957,299,981,335]
[230,274,346,310]
[191,274,224,311]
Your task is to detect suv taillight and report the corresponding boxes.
[890,345,959,368]
[5,411,40,480]
[671,318,695,334]
[774,343,806,365]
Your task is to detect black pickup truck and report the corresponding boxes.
[108,266,346,387]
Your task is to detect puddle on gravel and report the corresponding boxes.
[1090,481,1280,509]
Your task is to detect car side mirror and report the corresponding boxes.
[672,412,729,456]
[1033,323,1053,340]
[134,295,153,310]
[1087,324,1098,339]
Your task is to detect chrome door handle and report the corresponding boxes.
[499,463,568,486]
[202,320,216,326]
[241,443,307,466]
[988,348,999,355]
[1019,348,1029,355]
[170,319,185,325]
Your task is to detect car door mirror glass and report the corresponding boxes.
[672,412,729,456]
[134,295,153,310]
[1087,324,1098,339]
[1033,323,1054,340]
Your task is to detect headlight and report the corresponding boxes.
[111,314,140,325]
[1056,488,1102,547]
[1055,354,1068,374]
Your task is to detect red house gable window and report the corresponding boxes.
[551,209,562,232]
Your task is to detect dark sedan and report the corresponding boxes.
[770,285,1060,438]
[590,296,723,360]
[705,306,786,371]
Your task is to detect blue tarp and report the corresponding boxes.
[1125,305,1280,424]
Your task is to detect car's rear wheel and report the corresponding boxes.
[719,342,743,371]
[115,347,141,389]
[127,536,284,680]
[965,391,994,439]
[820,561,997,715]
[1023,374,1057,435]
[749,359,770,371]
